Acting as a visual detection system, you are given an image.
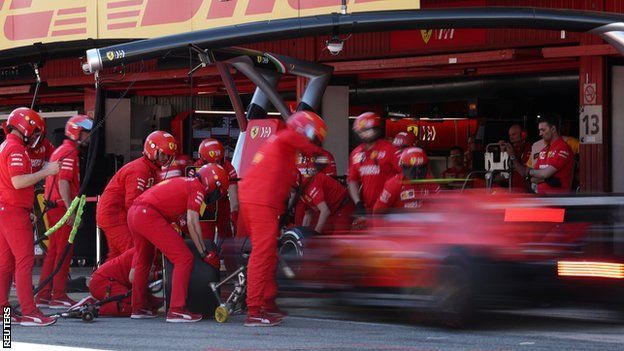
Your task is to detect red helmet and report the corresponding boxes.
[7,107,45,147]
[143,131,177,166]
[65,115,93,141]
[399,147,429,167]
[352,112,382,133]
[198,138,224,164]
[393,132,417,149]
[286,110,327,143]
[196,163,230,195]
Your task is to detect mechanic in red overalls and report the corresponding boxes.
[194,138,238,241]
[239,110,326,327]
[128,164,228,322]
[0,107,59,326]
[36,115,93,309]
[348,112,401,215]
[300,171,353,235]
[294,148,337,226]
[69,248,163,317]
[374,147,440,213]
[158,153,191,181]
[503,117,573,195]
[28,131,55,173]
[97,131,177,261]
[392,131,417,154]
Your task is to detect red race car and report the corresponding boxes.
[292,191,624,326]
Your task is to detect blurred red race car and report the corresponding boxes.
[292,191,624,326]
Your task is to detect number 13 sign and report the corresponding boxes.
[579,105,602,144]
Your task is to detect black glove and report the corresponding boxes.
[354,201,366,216]
[544,177,562,188]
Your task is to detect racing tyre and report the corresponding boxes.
[278,227,316,280]
[163,240,220,317]
[432,264,473,328]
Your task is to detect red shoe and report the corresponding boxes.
[11,314,21,323]
[35,295,51,308]
[166,307,202,323]
[68,295,97,312]
[49,296,77,309]
[130,308,159,319]
[244,313,282,327]
[263,306,288,319]
[20,311,57,327]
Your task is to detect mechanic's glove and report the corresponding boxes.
[544,177,562,188]
[354,201,366,216]
[205,188,222,204]
[202,251,220,270]
[352,217,367,230]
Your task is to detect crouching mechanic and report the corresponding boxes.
[128,164,229,322]
[97,131,177,260]
[374,147,440,213]
[36,115,92,309]
[239,110,326,327]
[300,171,354,235]
[71,248,163,316]
[195,138,238,240]
[1,107,60,326]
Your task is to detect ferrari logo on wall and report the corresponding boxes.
[420,29,432,44]
[407,125,419,137]
[250,126,259,139]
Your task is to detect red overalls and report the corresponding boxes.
[37,139,80,301]
[128,177,205,311]
[348,140,401,210]
[238,129,321,316]
[96,156,159,260]
[0,134,38,314]
[300,173,354,235]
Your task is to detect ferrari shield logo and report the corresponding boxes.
[106,51,115,61]
[421,29,433,44]
[250,126,259,139]
[407,125,419,137]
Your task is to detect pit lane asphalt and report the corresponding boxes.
[10,295,624,351]
[8,269,624,351]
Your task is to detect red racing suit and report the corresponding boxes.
[348,139,401,210]
[158,154,191,181]
[96,156,160,260]
[89,248,134,316]
[128,177,205,311]
[373,174,440,213]
[194,159,238,241]
[238,129,321,316]
[533,137,573,194]
[27,137,55,173]
[38,139,80,301]
[0,134,39,315]
[294,148,337,225]
[300,173,353,235]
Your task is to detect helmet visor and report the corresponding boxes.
[27,130,43,149]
